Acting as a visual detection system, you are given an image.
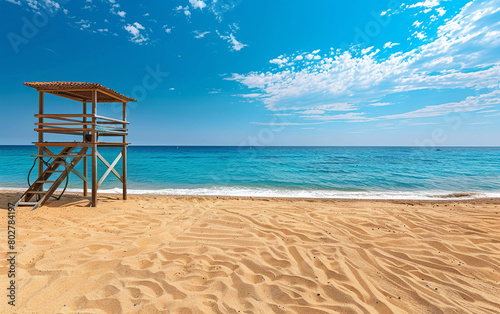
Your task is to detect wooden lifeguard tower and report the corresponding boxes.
[11,82,136,210]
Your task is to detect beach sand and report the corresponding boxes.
[1,191,500,313]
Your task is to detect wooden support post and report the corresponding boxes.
[38,92,44,193]
[91,91,97,207]
[83,102,88,196]
[122,102,127,200]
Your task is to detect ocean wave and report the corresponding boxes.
[28,187,500,200]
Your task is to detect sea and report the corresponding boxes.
[0,146,499,200]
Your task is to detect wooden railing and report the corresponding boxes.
[34,114,128,137]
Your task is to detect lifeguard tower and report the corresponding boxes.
[11,82,136,210]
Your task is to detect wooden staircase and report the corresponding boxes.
[10,146,88,210]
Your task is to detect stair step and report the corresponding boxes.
[37,181,55,183]
[28,191,47,194]
[47,170,64,173]
[18,202,38,206]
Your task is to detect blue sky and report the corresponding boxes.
[0,0,499,146]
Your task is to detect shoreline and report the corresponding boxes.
[2,188,500,202]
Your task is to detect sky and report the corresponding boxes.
[0,0,499,146]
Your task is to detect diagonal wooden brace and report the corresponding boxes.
[44,147,87,182]
[96,151,123,188]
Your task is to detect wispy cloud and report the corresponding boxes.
[383,42,400,49]
[379,90,500,120]
[251,122,323,126]
[194,30,210,38]
[216,30,247,51]
[228,0,500,119]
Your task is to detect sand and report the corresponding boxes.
[1,191,500,313]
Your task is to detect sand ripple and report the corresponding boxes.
[1,193,500,313]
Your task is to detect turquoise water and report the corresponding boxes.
[0,146,499,199]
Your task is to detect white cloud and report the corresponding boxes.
[383,42,400,49]
[11,0,62,13]
[189,0,206,10]
[228,0,500,116]
[302,109,325,115]
[436,7,446,16]
[379,90,500,120]
[251,122,322,126]
[412,31,426,39]
[269,57,288,66]
[370,102,391,106]
[361,46,374,54]
[413,20,423,28]
[235,93,262,98]
[175,5,191,18]
[117,10,126,18]
[124,22,148,44]
[217,31,247,51]
[302,112,370,122]
[194,30,210,38]
[75,19,92,30]
[409,0,441,9]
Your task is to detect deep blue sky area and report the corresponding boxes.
[0,0,499,146]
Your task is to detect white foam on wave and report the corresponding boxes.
[62,187,500,200]
[2,186,499,200]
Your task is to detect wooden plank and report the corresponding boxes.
[98,134,129,137]
[35,114,93,118]
[36,88,130,102]
[71,167,86,182]
[36,131,86,136]
[57,90,92,101]
[96,151,123,182]
[45,91,85,102]
[31,154,92,157]
[96,121,128,125]
[24,147,75,202]
[97,152,122,188]
[83,102,88,196]
[122,102,127,200]
[38,116,85,123]
[35,128,90,132]
[95,126,127,131]
[38,91,44,192]
[95,115,129,124]
[33,142,130,147]
[97,88,130,103]
[92,90,97,207]
[35,122,94,126]
[37,147,88,208]
[37,88,96,92]
[41,147,87,182]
